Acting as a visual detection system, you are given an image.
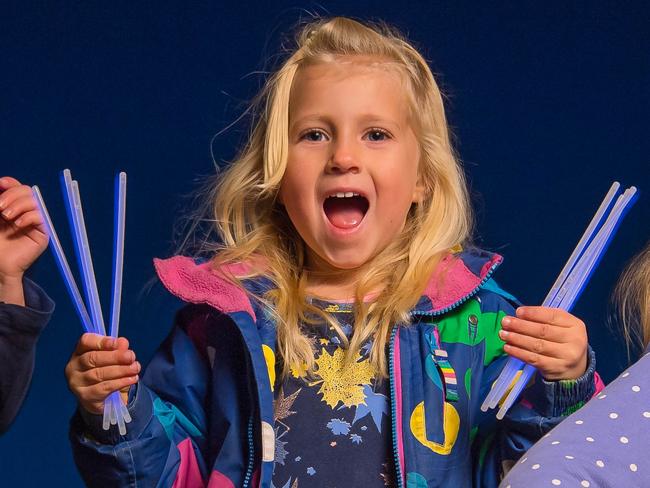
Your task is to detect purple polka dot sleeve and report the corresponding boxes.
[500,346,650,488]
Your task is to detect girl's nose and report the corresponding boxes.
[326,138,361,174]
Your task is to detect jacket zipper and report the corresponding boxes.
[388,259,500,487]
[388,325,404,488]
[242,415,254,488]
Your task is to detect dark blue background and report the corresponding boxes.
[1,1,648,485]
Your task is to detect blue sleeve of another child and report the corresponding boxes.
[0,278,54,434]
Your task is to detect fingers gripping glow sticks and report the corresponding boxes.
[32,170,131,435]
[481,183,638,420]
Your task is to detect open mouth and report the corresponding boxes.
[323,192,370,229]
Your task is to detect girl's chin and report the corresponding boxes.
[311,250,376,273]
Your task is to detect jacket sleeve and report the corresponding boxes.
[0,277,54,434]
[471,287,601,487]
[69,306,215,487]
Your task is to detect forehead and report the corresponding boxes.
[289,57,410,118]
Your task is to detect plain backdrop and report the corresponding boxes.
[1,1,648,485]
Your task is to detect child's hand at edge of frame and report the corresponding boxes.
[65,333,140,415]
[499,307,588,381]
[0,176,49,305]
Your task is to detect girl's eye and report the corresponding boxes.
[365,129,390,142]
[301,130,328,142]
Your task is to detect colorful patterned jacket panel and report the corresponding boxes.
[70,249,601,487]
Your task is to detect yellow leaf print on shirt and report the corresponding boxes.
[310,348,375,409]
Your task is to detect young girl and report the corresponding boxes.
[500,243,650,488]
[62,18,600,487]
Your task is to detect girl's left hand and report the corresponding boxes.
[499,306,588,381]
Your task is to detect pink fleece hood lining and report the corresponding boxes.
[154,256,257,321]
[153,252,502,319]
[421,253,502,313]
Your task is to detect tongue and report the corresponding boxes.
[324,198,366,229]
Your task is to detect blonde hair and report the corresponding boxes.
[614,242,650,353]
[206,17,472,376]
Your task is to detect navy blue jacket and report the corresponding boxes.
[0,278,53,433]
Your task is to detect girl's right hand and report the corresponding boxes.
[65,334,141,414]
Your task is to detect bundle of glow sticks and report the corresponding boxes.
[32,170,131,435]
[481,182,638,420]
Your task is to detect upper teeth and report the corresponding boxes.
[331,192,359,198]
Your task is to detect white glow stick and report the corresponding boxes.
[68,179,107,336]
[481,357,523,411]
[31,186,94,333]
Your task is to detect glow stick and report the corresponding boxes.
[103,173,130,433]
[542,182,620,306]
[555,188,637,310]
[494,187,638,419]
[68,178,107,336]
[109,172,126,339]
[482,185,619,412]
[31,186,94,333]
[482,183,636,416]
[481,357,523,411]
[38,172,131,434]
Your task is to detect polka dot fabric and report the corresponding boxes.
[500,348,650,487]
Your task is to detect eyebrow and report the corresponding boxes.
[290,114,402,132]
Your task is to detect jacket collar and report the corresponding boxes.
[413,248,502,315]
[153,248,502,321]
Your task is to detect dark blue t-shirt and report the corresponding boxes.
[271,299,396,488]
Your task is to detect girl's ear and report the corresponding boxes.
[411,180,426,204]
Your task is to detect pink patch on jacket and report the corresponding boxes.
[154,256,256,321]
[172,438,205,488]
[422,253,502,312]
[207,470,236,488]
[592,372,606,396]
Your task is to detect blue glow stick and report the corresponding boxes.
[555,188,637,310]
[494,187,638,419]
[543,182,620,306]
[482,183,636,416]
[39,172,131,434]
[31,186,94,333]
[64,173,122,431]
[103,173,130,434]
[482,184,621,412]
[109,172,126,339]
